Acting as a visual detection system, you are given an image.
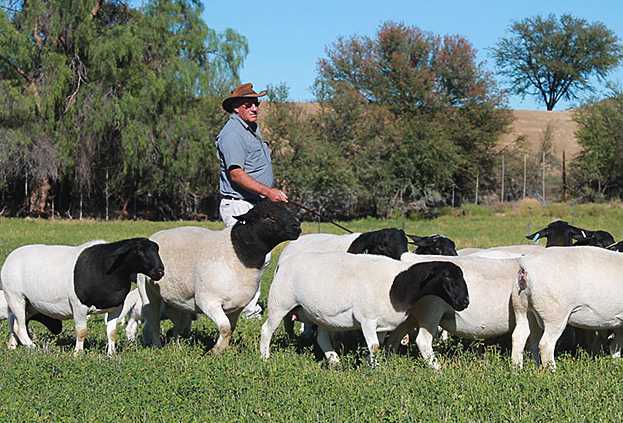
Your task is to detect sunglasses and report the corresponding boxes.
[239,101,260,109]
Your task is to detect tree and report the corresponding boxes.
[491,14,623,111]
[570,91,623,200]
[0,0,247,218]
[313,21,511,215]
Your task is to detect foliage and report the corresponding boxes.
[312,21,512,216]
[0,0,247,219]
[491,13,623,111]
[3,208,623,421]
[570,91,623,201]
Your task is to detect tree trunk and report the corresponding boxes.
[29,178,51,215]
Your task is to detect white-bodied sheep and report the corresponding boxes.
[260,252,469,364]
[139,200,301,353]
[384,253,540,369]
[511,246,623,370]
[2,238,164,355]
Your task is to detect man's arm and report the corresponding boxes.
[229,167,288,203]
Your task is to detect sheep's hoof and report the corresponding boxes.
[325,352,340,364]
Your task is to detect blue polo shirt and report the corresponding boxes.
[216,113,275,201]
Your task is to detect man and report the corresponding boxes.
[216,83,288,318]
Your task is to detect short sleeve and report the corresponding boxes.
[218,131,248,171]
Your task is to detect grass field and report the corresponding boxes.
[1,201,623,422]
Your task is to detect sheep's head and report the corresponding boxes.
[526,220,591,247]
[408,234,457,256]
[389,261,469,313]
[232,200,301,268]
[347,228,409,260]
[105,238,165,281]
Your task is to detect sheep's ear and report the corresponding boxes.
[406,234,424,246]
[104,243,134,275]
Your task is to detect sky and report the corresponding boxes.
[201,0,623,111]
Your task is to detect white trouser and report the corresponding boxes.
[219,198,270,318]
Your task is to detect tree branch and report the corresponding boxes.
[4,59,42,115]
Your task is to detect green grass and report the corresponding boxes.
[2,202,623,421]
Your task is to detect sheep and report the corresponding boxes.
[277,229,457,340]
[260,252,469,364]
[383,253,540,370]
[279,229,457,263]
[105,289,195,343]
[525,220,612,247]
[138,199,301,353]
[278,228,411,263]
[511,246,623,370]
[2,238,164,355]
[526,220,616,354]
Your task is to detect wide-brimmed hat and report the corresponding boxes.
[222,83,267,113]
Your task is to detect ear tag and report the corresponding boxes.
[364,249,369,254]
[533,233,540,243]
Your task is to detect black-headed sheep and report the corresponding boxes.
[2,238,164,355]
[260,252,468,364]
[138,200,301,354]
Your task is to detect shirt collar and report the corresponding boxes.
[231,113,258,133]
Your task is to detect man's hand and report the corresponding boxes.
[229,167,288,203]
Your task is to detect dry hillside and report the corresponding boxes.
[274,104,582,159]
[499,109,580,158]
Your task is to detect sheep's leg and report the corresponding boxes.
[360,322,381,365]
[385,314,417,352]
[609,328,623,358]
[511,310,532,368]
[538,318,568,371]
[164,305,192,339]
[414,324,441,370]
[198,301,234,355]
[260,306,292,359]
[5,295,35,349]
[125,313,142,343]
[73,307,89,355]
[316,327,339,363]
[526,312,543,366]
[7,314,18,349]
[138,276,163,348]
[104,306,123,356]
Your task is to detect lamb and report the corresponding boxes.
[105,289,195,343]
[2,238,164,355]
[138,200,301,353]
[260,252,469,364]
[511,246,623,370]
[384,253,540,369]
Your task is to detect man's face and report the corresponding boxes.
[234,100,260,125]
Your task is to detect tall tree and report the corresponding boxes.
[491,14,623,111]
[0,0,247,218]
[313,21,510,215]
